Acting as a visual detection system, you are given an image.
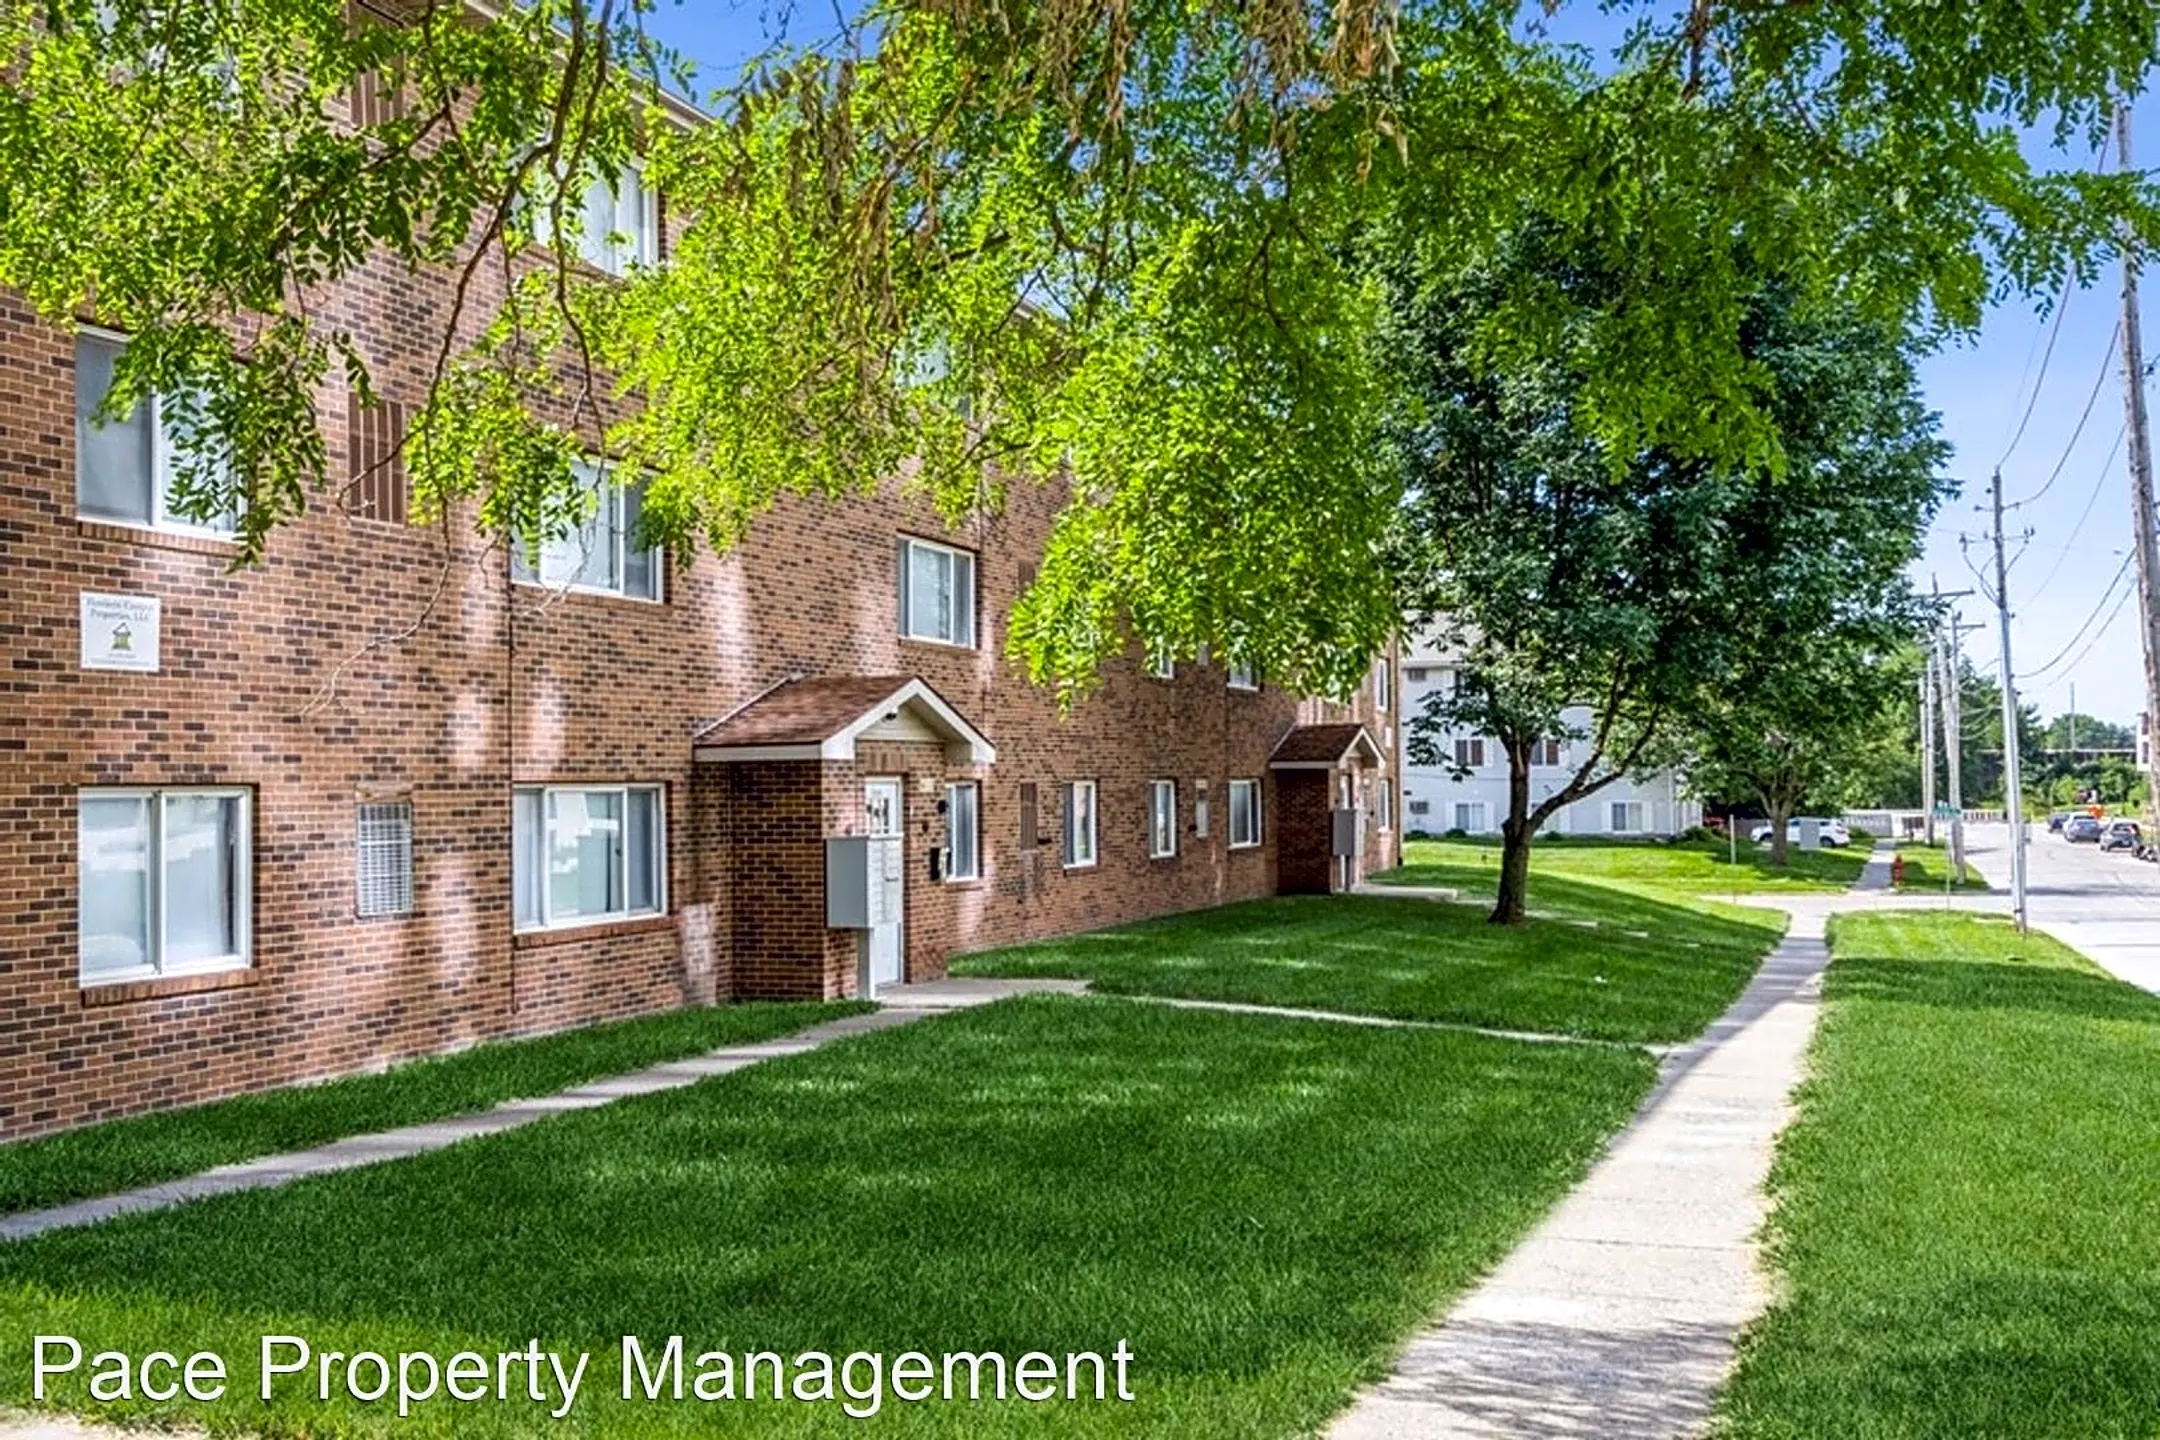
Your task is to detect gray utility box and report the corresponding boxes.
[1330,807,1361,858]
[1794,817,1822,852]
[826,835,904,928]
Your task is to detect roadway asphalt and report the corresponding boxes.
[1965,821,2160,994]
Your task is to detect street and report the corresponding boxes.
[1965,822,2160,994]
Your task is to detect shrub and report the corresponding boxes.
[1443,827,1469,840]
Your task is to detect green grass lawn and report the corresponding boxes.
[953,891,1781,1044]
[0,1000,864,1216]
[1383,835,1867,898]
[1718,912,2160,1438]
[0,996,1655,1438]
[1887,843,1990,893]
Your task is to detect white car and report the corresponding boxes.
[1749,817,1851,848]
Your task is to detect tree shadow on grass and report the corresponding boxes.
[957,892,1784,1044]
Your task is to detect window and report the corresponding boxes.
[1145,639,1175,680]
[1532,738,1566,767]
[78,788,251,984]
[1228,778,1262,849]
[1374,659,1392,710]
[355,801,413,918]
[1062,781,1097,868]
[512,459,662,600]
[1195,779,1211,839]
[1454,801,1487,833]
[1018,781,1039,850]
[540,161,657,276]
[898,537,977,648]
[1376,778,1394,831]
[1610,801,1645,834]
[1226,659,1259,691]
[1405,667,1429,684]
[945,782,980,881]
[1454,737,1487,769]
[512,785,665,931]
[75,330,236,536]
[1148,780,1178,858]
[1408,799,1432,817]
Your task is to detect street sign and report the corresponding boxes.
[1933,802,1959,819]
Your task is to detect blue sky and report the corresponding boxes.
[644,2,2158,728]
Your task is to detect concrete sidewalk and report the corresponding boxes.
[1329,907,1833,1438]
[0,980,1081,1245]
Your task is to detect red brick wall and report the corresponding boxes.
[0,270,1396,1138]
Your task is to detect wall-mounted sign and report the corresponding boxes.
[80,592,161,673]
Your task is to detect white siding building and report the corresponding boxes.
[1396,634,1701,838]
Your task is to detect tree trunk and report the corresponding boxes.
[1492,744,1535,925]
[1767,801,1794,867]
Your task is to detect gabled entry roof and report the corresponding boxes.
[1268,723,1384,770]
[692,675,997,765]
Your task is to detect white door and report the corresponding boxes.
[863,778,904,991]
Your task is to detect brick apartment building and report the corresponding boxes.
[0,146,1397,1139]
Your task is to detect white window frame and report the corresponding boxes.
[1228,778,1262,849]
[77,786,253,986]
[1147,779,1178,859]
[556,159,658,276]
[75,328,237,538]
[512,784,667,932]
[1376,778,1394,832]
[1405,667,1429,684]
[1454,801,1488,834]
[1062,780,1098,869]
[511,458,663,602]
[1145,639,1176,680]
[1195,779,1211,840]
[1454,736,1487,769]
[1226,659,1259,692]
[1610,801,1645,834]
[898,535,978,649]
[1533,738,1566,767]
[944,781,980,882]
[1374,659,1392,710]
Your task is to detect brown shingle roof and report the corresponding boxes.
[1268,723,1380,766]
[697,676,918,749]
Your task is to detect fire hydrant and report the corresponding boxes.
[1889,853,1906,886]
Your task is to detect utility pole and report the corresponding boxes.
[1920,660,1938,846]
[2116,100,2160,832]
[1992,467,2030,931]
[1945,616,1976,878]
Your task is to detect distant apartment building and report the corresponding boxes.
[1394,633,1699,838]
[0,118,1399,1138]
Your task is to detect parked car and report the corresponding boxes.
[1748,817,1851,848]
[2064,814,2105,843]
[2048,811,2076,833]
[2100,820,2142,853]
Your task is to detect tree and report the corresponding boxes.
[2,1,2156,694]
[1687,636,1914,866]
[2041,713,2136,752]
[1389,227,1948,922]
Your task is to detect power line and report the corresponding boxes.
[2031,581,2136,684]
[2018,546,2137,680]
[2026,420,2126,595]
[1997,282,2075,470]
[2009,319,2121,509]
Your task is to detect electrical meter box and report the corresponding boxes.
[827,835,904,928]
[1330,807,1360,858]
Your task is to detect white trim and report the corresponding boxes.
[511,783,667,933]
[694,678,997,765]
[1147,779,1178,859]
[77,786,253,986]
[509,458,663,603]
[1227,778,1263,849]
[897,535,978,649]
[944,780,980,881]
[1062,779,1099,870]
